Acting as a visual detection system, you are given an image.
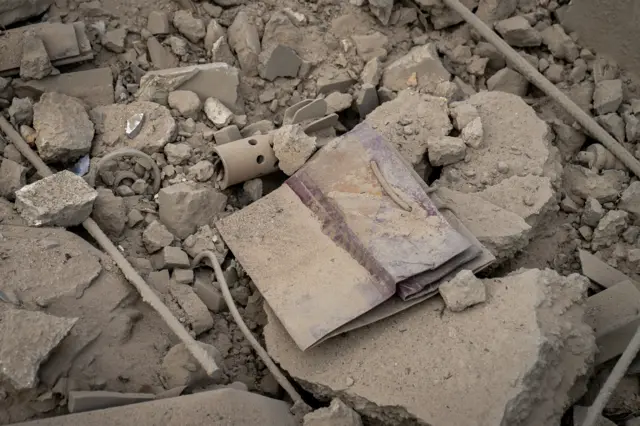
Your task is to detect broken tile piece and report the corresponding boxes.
[0,308,77,390]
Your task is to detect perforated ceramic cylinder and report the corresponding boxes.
[213,135,280,189]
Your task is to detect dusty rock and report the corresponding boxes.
[0,308,77,390]
[188,160,215,182]
[0,158,27,200]
[449,101,480,131]
[241,120,275,137]
[355,85,379,118]
[204,19,225,51]
[303,399,363,426]
[147,11,170,35]
[439,270,486,312]
[382,43,451,93]
[158,182,228,239]
[173,269,194,285]
[596,113,625,143]
[15,170,97,227]
[624,111,640,142]
[164,143,192,165]
[228,10,261,76]
[143,220,174,253]
[352,32,388,62]
[552,122,586,161]
[486,67,529,96]
[214,125,242,144]
[0,0,53,27]
[92,188,127,237]
[151,246,190,270]
[147,37,179,69]
[316,70,355,95]
[582,197,605,228]
[427,136,466,166]
[168,90,202,119]
[460,117,484,148]
[366,90,452,166]
[541,24,579,62]
[368,0,393,25]
[592,210,629,250]
[161,342,223,388]
[593,80,623,115]
[361,57,383,86]
[20,31,52,80]
[265,268,594,426]
[168,35,189,56]
[182,224,228,263]
[210,36,236,66]
[495,16,541,47]
[325,92,353,114]
[204,97,234,128]
[272,124,317,175]
[33,92,94,163]
[169,283,213,335]
[563,165,627,204]
[441,91,557,192]
[103,28,127,53]
[475,0,517,27]
[194,279,226,313]
[243,178,263,203]
[259,45,301,81]
[415,0,478,29]
[619,181,640,218]
[8,97,34,127]
[173,10,205,43]
[90,101,176,156]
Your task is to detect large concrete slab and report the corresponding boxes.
[265,268,595,426]
[12,389,297,426]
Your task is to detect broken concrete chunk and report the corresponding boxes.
[259,45,302,81]
[92,188,127,237]
[272,124,317,175]
[214,125,242,145]
[355,84,379,118]
[564,165,627,204]
[486,67,529,96]
[173,269,194,285]
[204,19,225,51]
[20,31,52,80]
[541,24,579,62]
[182,224,228,264]
[595,113,625,143]
[0,158,27,200]
[449,100,480,131]
[147,36,179,70]
[365,90,452,166]
[68,391,155,413]
[90,101,176,156]
[188,160,215,182]
[352,32,388,62]
[15,170,97,227]
[228,10,261,76]
[151,246,190,270]
[173,10,206,43]
[210,36,236,67]
[170,283,213,335]
[158,182,228,239]
[552,121,586,161]
[265,268,594,426]
[427,136,466,166]
[439,269,486,312]
[33,92,94,163]
[241,120,275,137]
[102,28,127,53]
[325,92,353,114]
[303,399,363,426]
[143,220,174,253]
[164,143,192,165]
[381,43,451,92]
[147,10,170,35]
[9,97,34,127]
[204,97,234,128]
[316,70,355,95]
[0,308,77,390]
[161,342,223,389]
[582,197,605,228]
[495,16,541,47]
[168,90,202,119]
[361,57,383,86]
[415,0,478,29]
[461,117,484,148]
[619,181,640,219]
[593,79,623,115]
[592,210,629,251]
[0,0,53,27]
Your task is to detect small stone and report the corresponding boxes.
[243,179,263,202]
[460,117,483,148]
[0,159,27,200]
[20,31,52,80]
[214,125,242,145]
[486,67,529,96]
[495,16,542,47]
[258,45,302,81]
[102,28,127,53]
[92,188,127,237]
[161,342,223,388]
[303,398,363,426]
[168,90,201,119]
[188,161,215,182]
[618,181,640,219]
[427,136,466,166]
[596,113,625,143]
[361,57,383,86]
[325,92,353,114]
[316,71,355,95]
[624,112,640,143]
[579,225,593,241]
[143,220,174,253]
[170,283,213,335]
[20,125,37,145]
[147,37,178,69]
[228,10,261,76]
[164,143,192,165]
[355,84,379,118]
[352,32,388,61]
[369,0,394,25]
[622,226,640,244]
[541,24,579,62]
[210,36,236,67]
[202,3,222,18]
[15,171,97,227]
[544,64,564,84]
[167,36,188,56]
[8,97,34,127]
[591,210,629,251]
[204,98,233,128]
[127,209,144,227]
[561,196,581,213]
[173,10,206,43]
[173,269,194,285]
[204,19,225,51]
[449,101,480,130]
[182,225,228,263]
[593,80,623,115]
[194,280,226,313]
[381,43,450,92]
[151,246,190,270]
[147,11,170,35]
[581,197,605,228]
[496,161,509,174]
[438,270,487,312]
[131,179,149,195]
[467,56,489,76]
[272,124,317,175]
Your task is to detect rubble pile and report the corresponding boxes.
[0,0,639,424]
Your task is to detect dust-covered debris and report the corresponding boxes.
[0,158,27,201]
[272,124,317,175]
[161,342,223,388]
[303,398,363,426]
[439,270,486,312]
[20,31,52,80]
[381,43,451,93]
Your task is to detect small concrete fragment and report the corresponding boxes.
[68,391,155,413]
[214,125,242,145]
[596,113,625,143]
[619,181,640,218]
[495,16,541,47]
[361,57,383,86]
[0,308,77,390]
[164,143,192,165]
[194,280,226,313]
[382,43,451,92]
[143,220,174,253]
[90,101,176,156]
[355,84,379,118]
[147,10,170,35]
[582,197,605,228]
[439,270,486,312]
[325,92,353,114]
[204,98,234,128]
[210,36,236,67]
[173,10,205,43]
[272,124,317,175]
[151,246,190,270]
[188,160,215,182]
[563,165,627,204]
[161,342,223,388]
[552,122,586,161]
[182,224,228,263]
[173,269,194,285]
[427,136,466,166]
[460,117,484,148]
[259,45,302,81]
[170,283,213,335]
[368,0,393,25]
[102,28,127,53]
[228,10,261,76]
[147,37,178,70]
[450,101,480,131]
[168,90,202,119]
[316,70,355,95]
[486,67,529,96]
[541,24,579,62]
[20,31,52,80]
[33,92,94,163]
[475,0,517,27]
[204,19,225,51]
[92,188,127,237]
[0,158,27,200]
[593,80,623,115]
[265,268,594,426]
[365,90,452,166]
[9,97,34,127]
[303,399,363,426]
[15,171,97,227]
[352,32,388,62]
[592,210,629,251]
[158,182,228,239]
